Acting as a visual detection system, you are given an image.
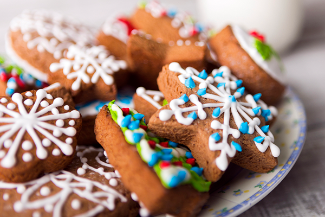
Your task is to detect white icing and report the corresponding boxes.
[102,17,129,44]
[131,192,138,201]
[71,199,81,210]
[24,99,33,106]
[0,98,8,103]
[159,62,280,171]
[25,92,33,97]
[52,148,60,156]
[136,87,164,109]
[69,120,75,126]
[42,138,51,147]
[231,25,286,84]
[3,193,9,200]
[64,105,69,110]
[109,179,118,186]
[22,153,33,162]
[0,89,80,168]
[50,45,127,91]
[40,186,51,196]
[43,83,61,92]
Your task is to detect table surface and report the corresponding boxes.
[1,0,324,216]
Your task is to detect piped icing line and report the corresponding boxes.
[107,101,210,192]
[0,89,80,168]
[49,45,127,91]
[0,57,47,96]
[136,87,164,109]
[231,25,286,85]
[5,34,48,82]
[0,146,127,216]
[10,9,94,60]
[158,62,280,171]
[102,16,136,44]
[42,82,61,92]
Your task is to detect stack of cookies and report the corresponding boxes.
[0,1,286,216]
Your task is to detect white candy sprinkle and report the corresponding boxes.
[22,141,33,150]
[153,95,160,101]
[77,168,86,175]
[52,149,60,156]
[0,98,7,103]
[69,120,75,126]
[40,100,49,107]
[109,179,118,186]
[24,99,33,106]
[17,186,26,194]
[25,92,33,97]
[22,153,33,162]
[3,193,9,200]
[40,186,51,196]
[64,105,69,110]
[71,199,81,210]
[131,192,138,201]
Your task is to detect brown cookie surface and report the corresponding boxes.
[7,9,94,82]
[95,106,209,217]
[0,89,82,182]
[0,146,139,217]
[149,63,279,182]
[209,25,285,105]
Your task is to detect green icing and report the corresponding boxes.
[107,101,211,192]
[162,99,168,106]
[254,39,284,71]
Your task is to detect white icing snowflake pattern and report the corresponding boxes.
[49,45,127,91]
[0,147,126,217]
[0,89,80,168]
[10,9,94,59]
[159,62,280,171]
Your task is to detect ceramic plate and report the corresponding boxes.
[81,86,306,217]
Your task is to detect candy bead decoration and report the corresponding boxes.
[158,62,280,171]
[108,101,210,192]
[0,89,80,168]
[50,45,127,91]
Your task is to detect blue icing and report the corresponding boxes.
[252,106,261,115]
[148,153,160,167]
[236,87,245,96]
[191,167,203,176]
[188,111,197,120]
[133,132,144,143]
[185,77,196,89]
[197,88,206,96]
[212,107,221,118]
[214,72,223,77]
[231,141,242,152]
[121,115,132,128]
[239,122,249,134]
[254,136,265,143]
[253,93,262,102]
[261,125,270,133]
[133,113,145,120]
[198,69,208,79]
[179,94,189,103]
[128,120,140,130]
[229,95,236,102]
[211,132,221,142]
[217,82,225,88]
[235,80,243,87]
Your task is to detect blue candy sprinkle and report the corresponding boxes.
[239,122,249,134]
[185,77,196,89]
[236,87,245,96]
[195,23,204,32]
[212,107,221,118]
[168,141,178,147]
[167,8,177,17]
[211,132,221,142]
[161,149,173,154]
[235,80,243,87]
[198,69,208,79]
[231,141,242,152]
[35,80,42,88]
[128,120,140,130]
[188,111,197,120]
[121,115,132,128]
[179,94,189,103]
[133,113,145,120]
[148,153,159,167]
[5,88,14,96]
[132,132,144,143]
[214,72,223,77]
[8,77,15,83]
[252,106,261,115]
[178,170,187,182]
[169,176,180,187]
[161,154,173,161]
[217,82,225,88]
[197,88,206,96]
[229,95,236,102]
[261,125,270,133]
[191,167,203,176]
[254,136,265,143]
[185,151,193,159]
[253,93,262,102]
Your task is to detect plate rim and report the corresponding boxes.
[211,86,307,217]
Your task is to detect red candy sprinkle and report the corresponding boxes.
[148,140,156,149]
[250,30,265,42]
[0,72,7,81]
[160,161,171,169]
[160,10,167,16]
[13,75,25,89]
[140,125,148,131]
[159,141,168,148]
[190,27,198,36]
[173,161,183,167]
[186,158,196,166]
[121,108,130,116]
[117,17,136,35]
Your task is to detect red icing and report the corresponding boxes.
[159,141,168,148]
[121,108,130,116]
[148,140,156,149]
[117,17,136,36]
[173,161,183,167]
[160,161,171,168]
[186,158,196,166]
[140,125,148,131]
[250,30,265,42]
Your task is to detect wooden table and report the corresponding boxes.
[0,0,324,216]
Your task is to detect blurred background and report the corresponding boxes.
[1,0,325,216]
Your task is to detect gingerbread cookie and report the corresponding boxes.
[209,25,286,105]
[0,89,82,182]
[43,82,75,107]
[0,57,47,96]
[97,16,135,62]
[0,146,139,216]
[148,63,280,182]
[127,30,206,90]
[6,9,94,82]
[133,87,165,123]
[49,45,128,104]
[95,102,210,216]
